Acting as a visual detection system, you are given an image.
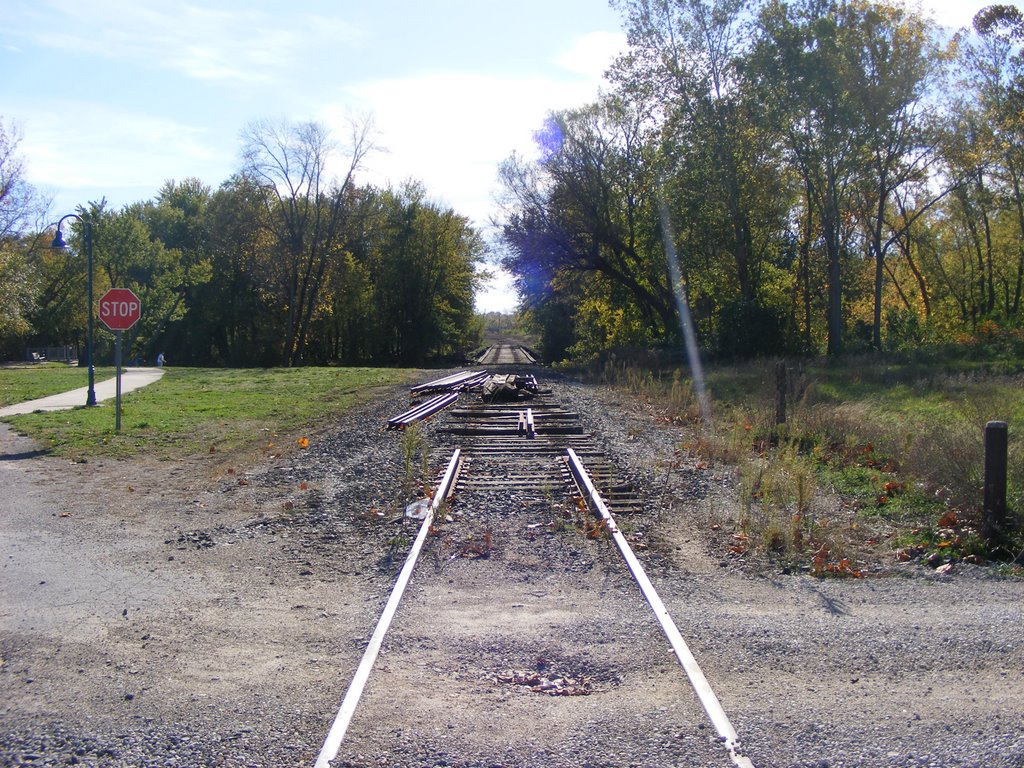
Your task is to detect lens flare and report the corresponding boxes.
[658,191,711,426]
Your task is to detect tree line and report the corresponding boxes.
[5,0,1023,369]
[0,118,485,367]
[497,0,1024,362]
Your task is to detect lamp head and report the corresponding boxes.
[50,229,68,249]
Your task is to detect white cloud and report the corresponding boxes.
[904,0,994,31]
[329,73,549,225]
[556,30,627,78]
[21,102,226,194]
[334,31,620,229]
[475,266,519,314]
[16,0,362,86]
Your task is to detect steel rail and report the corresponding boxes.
[410,370,488,393]
[313,449,462,768]
[565,448,754,768]
[386,391,459,430]
[513,345,537,364]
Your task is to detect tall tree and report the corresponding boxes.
[852,3,942,348]
[936,3,1024,325]
[611,0,788,312]
[0,118,47,352]
[142,179,215,359]
[199,175,280,365]
[240,117,373,365]
[750,0,890,355]
[499,99,679,346]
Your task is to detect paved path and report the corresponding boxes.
[0,367,165,417]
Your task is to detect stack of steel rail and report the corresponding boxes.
[385,391,460,430]
[409,370,489,394]
[386,370,491,430]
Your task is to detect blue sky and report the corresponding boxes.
[2,0,993,312]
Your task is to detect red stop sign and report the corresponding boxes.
[98,288,141,331]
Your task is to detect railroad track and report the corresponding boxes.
[476,343,537,365]
[442,387,644,516]
[315,352,751,767]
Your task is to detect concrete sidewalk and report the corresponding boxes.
[0,367,165,417]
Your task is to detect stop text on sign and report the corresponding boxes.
[98,288,142,331]
[102,298,138,318]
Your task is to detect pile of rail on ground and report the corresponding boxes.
[386,370,488,430]
[388,371,546,431]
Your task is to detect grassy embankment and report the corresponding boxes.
[0,364,417,460]
[594,356,1024,574]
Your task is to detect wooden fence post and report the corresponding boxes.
[983,421,1008,542]
[775,360,787,427]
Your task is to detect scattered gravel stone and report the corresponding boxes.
[1,367,1022,767]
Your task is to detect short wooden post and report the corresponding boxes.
[775,360,787,426]
[983,421,1008,542]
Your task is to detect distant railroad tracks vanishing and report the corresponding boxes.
[475,343,537,365]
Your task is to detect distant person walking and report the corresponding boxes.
[156,352,165,367]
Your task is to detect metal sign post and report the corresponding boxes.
[114,330,123,432]
[97,288,141,433]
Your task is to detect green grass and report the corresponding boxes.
[1,366,417,460]
[0,363,116,405]
[596,354,1024,571]
[806,363,1024,425]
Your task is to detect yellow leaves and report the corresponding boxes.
[297,436,309,449]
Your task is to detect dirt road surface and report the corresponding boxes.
[2,377,1023,767]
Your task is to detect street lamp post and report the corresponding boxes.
[51,214,97,407]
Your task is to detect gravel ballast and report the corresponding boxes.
[1,370,1022,767]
